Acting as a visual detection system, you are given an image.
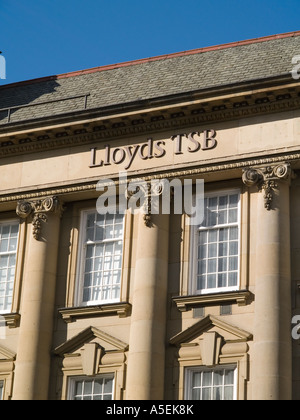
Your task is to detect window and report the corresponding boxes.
[185,366,237,401]
[0,381,3,400]
[76,211,124,306]
[191,191,240,294]
[69,376,114,400]
[0,222,19,313]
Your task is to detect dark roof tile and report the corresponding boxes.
[0,33,300,125]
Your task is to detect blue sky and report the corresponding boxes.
[0,0,300,85]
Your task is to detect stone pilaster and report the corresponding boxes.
[12,196,62,400]
[243,163,293,400]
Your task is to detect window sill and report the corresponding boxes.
[1,313,20,328]
[173,290,254,312]
[59,302,132,323]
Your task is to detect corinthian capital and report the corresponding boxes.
[16,196,63,240]
[242,163,293,210]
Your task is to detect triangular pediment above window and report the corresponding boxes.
[170,315,253,346]
[0,344,16,361]
[170,315,252,368]
[54,326,128,357]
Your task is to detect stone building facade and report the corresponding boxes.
[0,31,300,400]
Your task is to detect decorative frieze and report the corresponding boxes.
[16,196,63,240]
[242,163,293,210]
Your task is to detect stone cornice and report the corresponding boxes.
[0,83,299,158]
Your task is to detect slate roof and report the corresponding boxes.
[0,31,300,126]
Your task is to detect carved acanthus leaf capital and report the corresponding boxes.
[16,196,63,240]
[126,180,166,228]
[242,163,294,210]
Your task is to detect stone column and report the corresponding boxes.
[126,197,170,400]
[13,197,62,400]
[243,164,293,400]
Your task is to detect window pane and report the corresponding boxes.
[199,231,207,245]
[87,213,96,227]
[208,230,217,242]
[229,241,238,256]
[202,371,212,387]
[84,381,92,395]
[104,377,113,394]
[209,197,218,210]
[219,242,227,257]
[0,240,8,253]
[93,380,102,395]
[192,388,201,400]
[198,245,206,259]
[225,369,235,385]
[75,381,83,396]
[224,387,234,400]
[207,259,217,273]
[198,260,206,275]
[213,387,222,400]
[213,371,223,386]
[86,227,94,242]
[197,276,206,291]
[208,211,217,227]
[218,210,227,225]
[219,258,227,272]
[229,194,239,207]
[202,388,211,400]
[229,257,238,271]
[228,273,238,288]
[86,244,94,258]
[96,214,105,226]
[218,273,227,288]
[193,372,202,388]
[95,227,104,241]
[208,243,217,258]
[229,209,238,223]
[219,196,228,209]
[207,274,216,289]
[229,227,238,240]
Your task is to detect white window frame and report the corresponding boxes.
[75,209,125,307]
[0,220,20,314]
[0,380,3,400]
[185,365,237,401]
[68,375,115,401]
[190,189,241,295]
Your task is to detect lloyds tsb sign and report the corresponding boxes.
[90,129,217,170]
